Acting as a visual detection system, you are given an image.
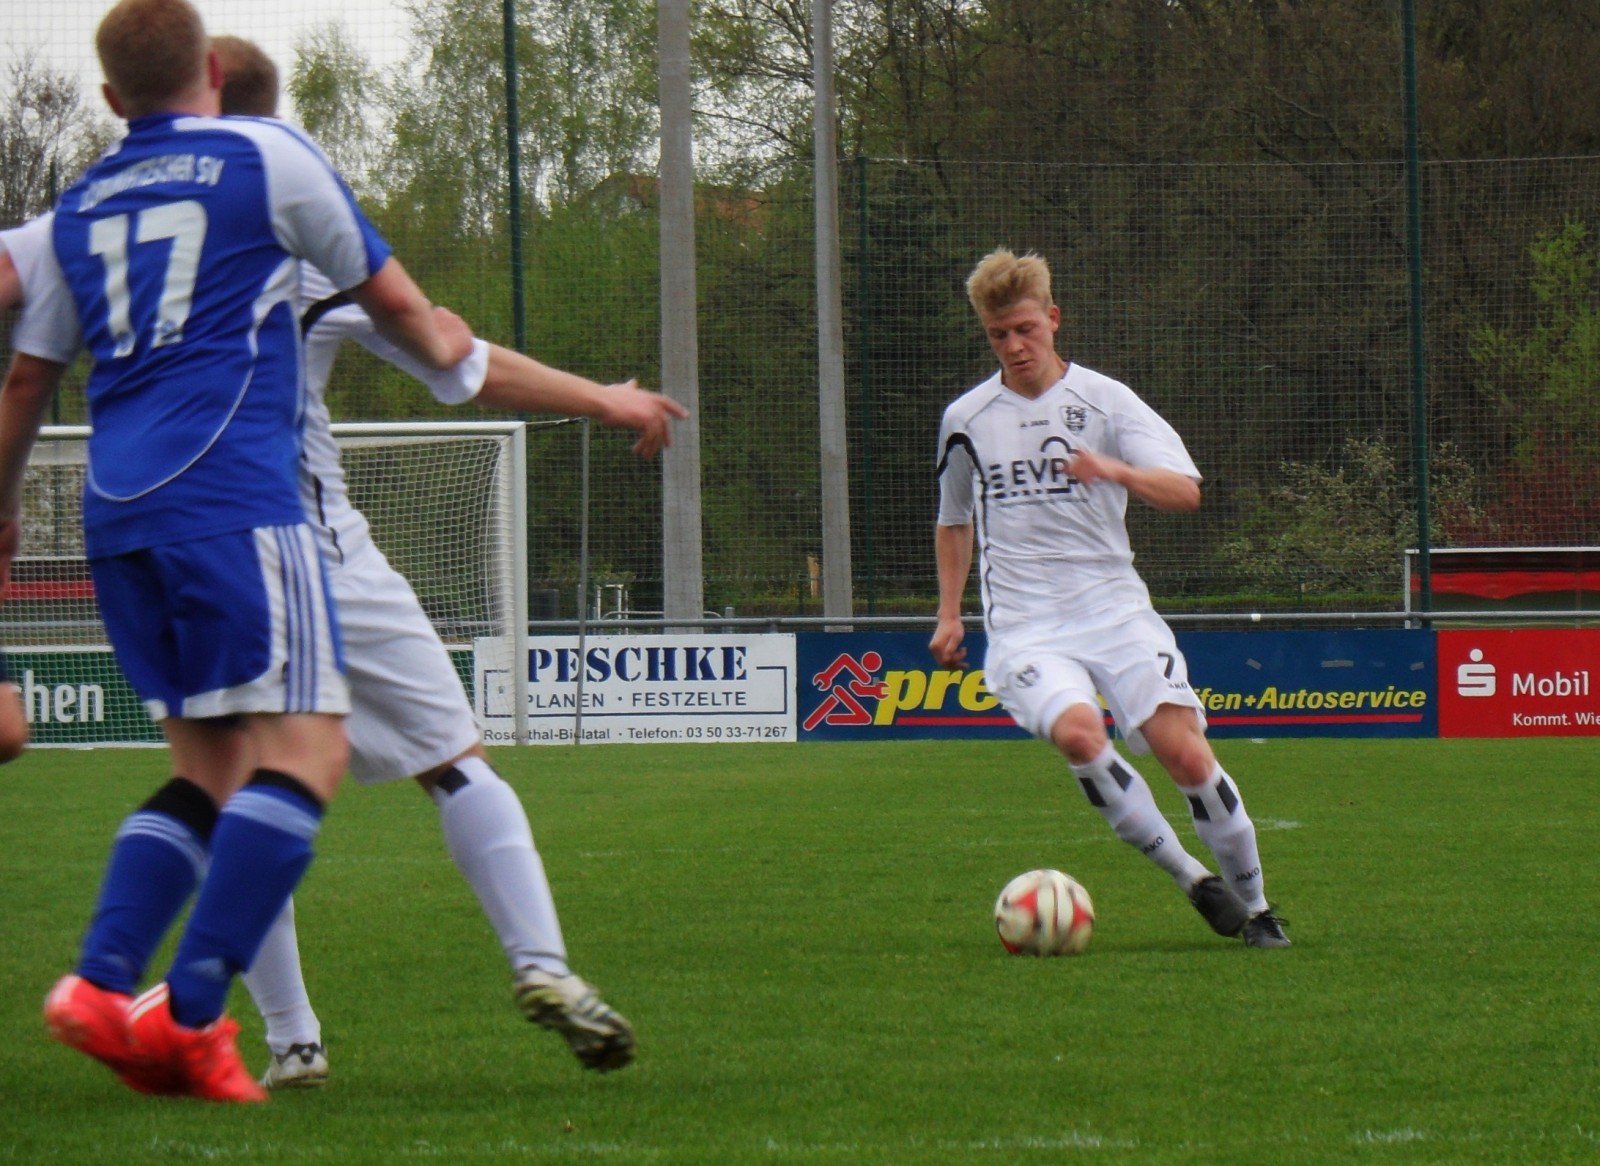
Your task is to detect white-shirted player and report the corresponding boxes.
[931,248,1289,948]
[208,34,685,1084]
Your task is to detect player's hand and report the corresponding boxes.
[430,306,476,367]
[599,380,689,459]
[929,614,967,670]
[1067,446,1123,487]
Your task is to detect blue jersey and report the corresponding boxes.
[48,112,391,558]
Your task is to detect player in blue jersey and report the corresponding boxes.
[0,20,680,1093]
[15,0,474,1102]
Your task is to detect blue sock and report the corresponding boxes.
[167,771,324,1028]
[78,779,216,995]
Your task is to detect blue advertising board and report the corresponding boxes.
[796,629,1437,741]
[797,631,1025,741]
[1183,628,1437,739]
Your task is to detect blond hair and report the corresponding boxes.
[965,248,1054,317]
[96,0,209,119]
[213,35,279,117]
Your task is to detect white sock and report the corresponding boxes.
[1185,765,1268,913]
[432,755,569,976]
[1070,743,1210,889]
[241,897,322,1055]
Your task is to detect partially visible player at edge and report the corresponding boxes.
[0,256,34,762]
[10,0,472,1103]
[211,33,682,1085]
[930,247,1289,948]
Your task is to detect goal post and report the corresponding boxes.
[7,422,530,748]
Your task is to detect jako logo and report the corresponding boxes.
[1457,649,1496,698]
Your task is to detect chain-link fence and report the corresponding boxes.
[3,2,1597,624]
[849,156,1600,618]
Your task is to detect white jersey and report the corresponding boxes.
[1,214,78,362]
[296,264,491,563]
[936,363,1200,636]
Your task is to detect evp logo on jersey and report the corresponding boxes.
[984,436,1078,503]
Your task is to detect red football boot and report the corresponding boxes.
[127,983,267,1103]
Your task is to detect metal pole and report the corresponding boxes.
[1402,0,1431,618]
[814,0,854,624]
[502,0,528,353]
[574,418,591,744]
[855,154,874,615]
[509,424,530,746]
[658,0,705,627]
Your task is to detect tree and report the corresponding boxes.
[376,0,657,236]
[1215,438,1490,600]
[1471,219,1600,463]
[1421,0,1600,156]
[290,20,387,195]
[0,53,114,226]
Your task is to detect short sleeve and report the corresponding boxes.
[1108,386,1201,480]
[2,214,83,364]
[936,407,977,524]
[226,119,392,292]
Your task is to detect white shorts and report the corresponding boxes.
[984,608,1206,755]
[331,541,481,784]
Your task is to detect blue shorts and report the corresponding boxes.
[91,524,349,722]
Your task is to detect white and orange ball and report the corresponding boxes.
[994,868,1095,956]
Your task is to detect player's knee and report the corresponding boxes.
[0,693,26,762]
[1162,737,1215,787]
[1050,708,1106,763]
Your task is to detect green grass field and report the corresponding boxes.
[2,738,1597,1164]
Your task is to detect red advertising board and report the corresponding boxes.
[1437,629,1600,737]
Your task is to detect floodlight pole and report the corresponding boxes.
[502,0,526,355]
[658,0,706,629]
[1402,0,1432,621]
[814,0,854,625]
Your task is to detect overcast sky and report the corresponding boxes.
[1,0,413,115]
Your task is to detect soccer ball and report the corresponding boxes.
[994,868,1095,956]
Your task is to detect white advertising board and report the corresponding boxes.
[474,633,797,744]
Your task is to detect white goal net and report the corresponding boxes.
[6,422,529,747]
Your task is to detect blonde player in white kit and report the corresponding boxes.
[930,248,1289,948]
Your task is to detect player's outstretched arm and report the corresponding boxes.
[349,258,475,372]
[0,353,67,600]
[930,521,975,669]
[477,347,689,458]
